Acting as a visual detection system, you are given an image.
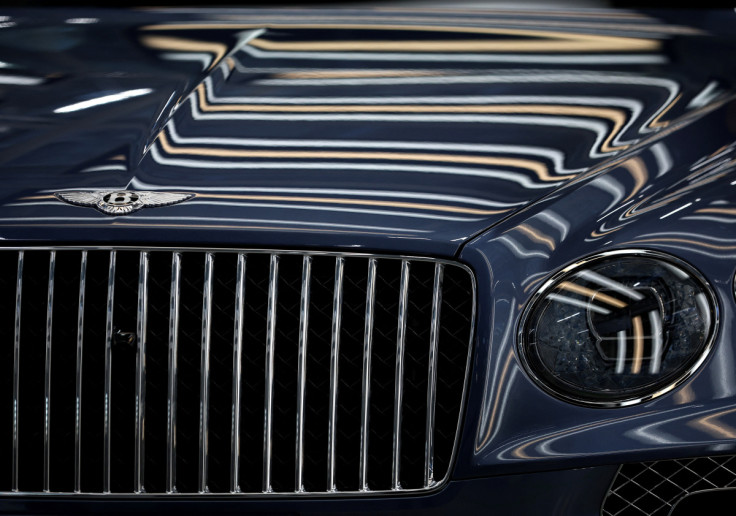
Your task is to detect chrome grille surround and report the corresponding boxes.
[0,246,475,497]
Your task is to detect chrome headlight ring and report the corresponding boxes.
[518,249,719,408]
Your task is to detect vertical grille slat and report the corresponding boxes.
[424,263,444,488]
[134,252,149,493]
[166,253,181,494]
[294,256,311,493]
[74,251,87,494]
[359,258,377,492]
[11,251,23,493]
[230,253,246,494]
[198,253,214,494]
[43,251,56,493]
[103,252,116,494]
[326,257,344,493]
[0,249,473,497]
[262,254,279,494]
[391,260,410,491]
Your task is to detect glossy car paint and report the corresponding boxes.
[0,6,735,514]
[459,97,736,478]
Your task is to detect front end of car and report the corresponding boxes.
[1,6,736,516]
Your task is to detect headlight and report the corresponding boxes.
[519,250,718,407]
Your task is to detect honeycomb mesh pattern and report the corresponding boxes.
[0,248,474,496]
[602,455,736,516]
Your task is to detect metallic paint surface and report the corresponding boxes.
[459,98,736,479]
[1,5,736,513]
[0,8,732,257]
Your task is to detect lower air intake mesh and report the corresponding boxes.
[0,248,474,496]
[602,454,736,516]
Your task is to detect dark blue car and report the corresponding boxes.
[0,6,735,515]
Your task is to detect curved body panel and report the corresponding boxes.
[0,8,732,256]
[459,98,736,477]
[0,6,736,515]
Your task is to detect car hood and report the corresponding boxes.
[0,8,733,256]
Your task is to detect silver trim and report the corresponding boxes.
[167,252,181,494]
[134,252,149,493]
[295,255,312,493]
[358,258,377,492]
[74,251,88,493]
[391,260,410,491]
[11,251,23,492]
[198,253,214,493]
[103,251,116,493]
[230,253,246,494]
[326,256,345,492]
[0,246,477,498]
[43,251,56,493]
[0,486,459,497]
[517,248,720,408]
[262,254,279,493]
[424,263,444,488]
[0,246,469,265]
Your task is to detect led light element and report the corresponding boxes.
[519,250,717,407]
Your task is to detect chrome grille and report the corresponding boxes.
[0,248,474,496]
[602,455,736,516]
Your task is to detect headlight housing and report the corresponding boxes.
[519,250,718,407]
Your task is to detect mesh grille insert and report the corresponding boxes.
[602,455,736,516]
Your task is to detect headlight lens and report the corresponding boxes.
[520,251,717,406]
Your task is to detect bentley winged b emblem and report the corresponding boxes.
[54,190,195,215]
